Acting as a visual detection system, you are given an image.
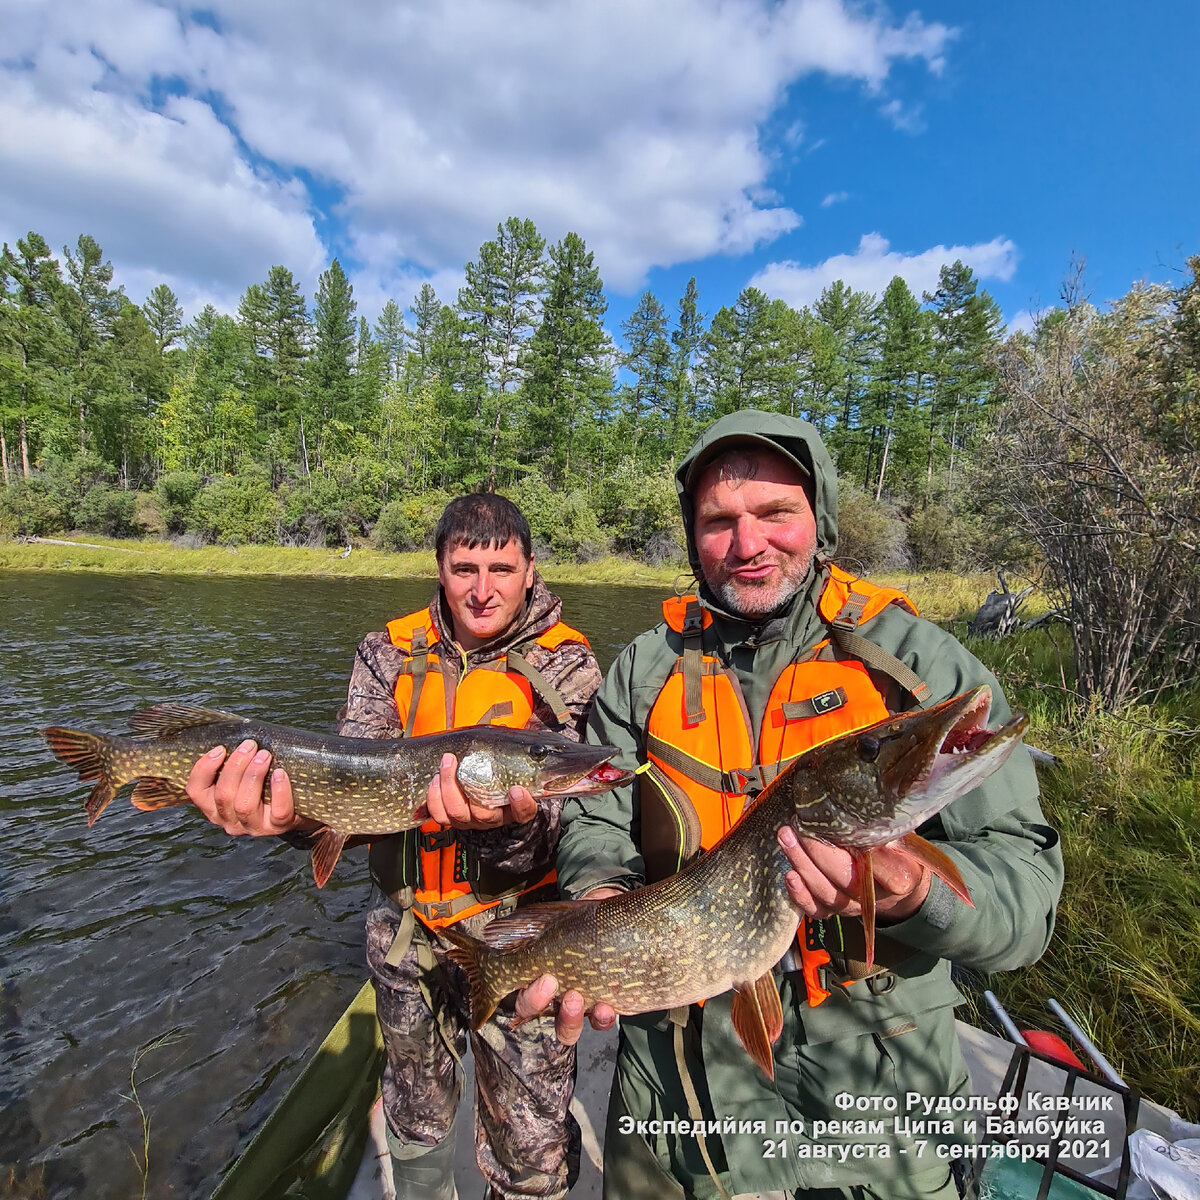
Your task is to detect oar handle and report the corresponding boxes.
[1046,999,1126,1087]
[983,989,1029,1046]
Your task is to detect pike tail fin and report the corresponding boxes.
[897,832,973,907]
[43,727,121,825]
[437,925,500,1030]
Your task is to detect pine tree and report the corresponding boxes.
[0,233,69,476]
[457,218,546,489]
[864,275,927,498]
[522,232,611,488]
[407,283,440,389]
[307,258,357,467]
[620,290,670,447]
[374,300,407,382]
[60,234,122,449]
[142,284,184,355]
[666,278,704,462]
[925,261,1002,491]
[812,280,879,472]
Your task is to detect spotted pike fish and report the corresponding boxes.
[439,686,1028,1077]
[43,704,632,887]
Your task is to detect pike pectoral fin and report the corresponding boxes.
[852,848,877,974]
[310,828,349,888]
[897,833,973,907]
[731,972,783,1081]
[130,777,191,810]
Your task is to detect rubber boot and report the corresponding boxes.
[389,1132,459,1200]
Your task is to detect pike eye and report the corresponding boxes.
[857,734,881,762]
[529,744,551,762]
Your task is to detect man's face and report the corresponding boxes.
[437,538,535,650]
[692,450,817,619]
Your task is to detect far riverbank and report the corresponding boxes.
[0,535,1008,623]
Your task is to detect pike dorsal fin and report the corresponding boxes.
[730,971,783,1080]
[481,901,582,950]
[129,703,245,738]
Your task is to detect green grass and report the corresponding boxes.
[0,534,681,587]
[966,629,1200,1122]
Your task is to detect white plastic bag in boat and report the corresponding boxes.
[1126,1130,1200,1200]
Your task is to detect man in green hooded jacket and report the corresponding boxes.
[516,410,1063,1200]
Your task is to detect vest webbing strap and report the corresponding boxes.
[670,1008,733,1200]
[829,627,932,707]
[680,599,705,725]
[780,685,848,721]
[403,626,429,738]
[646,734,798,797]
[507,647,570,727]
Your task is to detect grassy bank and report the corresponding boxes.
[0,535,1018,622]
[0,535,678,588]
[966,627,1200,1122]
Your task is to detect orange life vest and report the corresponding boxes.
[383,607,591,928]
[638,564,929,1004]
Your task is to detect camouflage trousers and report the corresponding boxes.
[366,903,581,1200]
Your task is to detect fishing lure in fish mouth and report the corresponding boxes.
[42,704,633,887]
[436,686,1029,1080]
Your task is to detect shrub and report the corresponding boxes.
[155,471,202,535]
[0,479,72,537]
[905,498,985,574]
[75,485,143,538]
[505,473,609,562]
[595,459,684,555]
[373,491,450,552]
[834,481,908,573]
[193,470,282,545]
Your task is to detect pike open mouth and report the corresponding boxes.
[917,686,1028,796]
[586,763,630,784]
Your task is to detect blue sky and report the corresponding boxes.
[2,1,1196,344]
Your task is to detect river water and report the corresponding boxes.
[0,570,668,1198]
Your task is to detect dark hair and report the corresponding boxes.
[435,493,533,562]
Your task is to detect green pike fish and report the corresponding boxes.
[43,704,633,887]
[439,686,1028,1078]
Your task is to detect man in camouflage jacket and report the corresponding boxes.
[186,495,602,1200]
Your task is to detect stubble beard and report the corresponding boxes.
[708,549,815,620]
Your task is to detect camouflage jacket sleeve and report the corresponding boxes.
[336,630,407,740]
[456,639,603,874]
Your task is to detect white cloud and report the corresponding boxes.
[0,0,954,311]
[821,191,850,208]
[878,98,925,134]
[1006,309,1037,336]
[751,232,1019,308]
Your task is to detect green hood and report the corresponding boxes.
[674,409,839,583]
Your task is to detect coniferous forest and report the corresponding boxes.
[0,218,1009,569]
